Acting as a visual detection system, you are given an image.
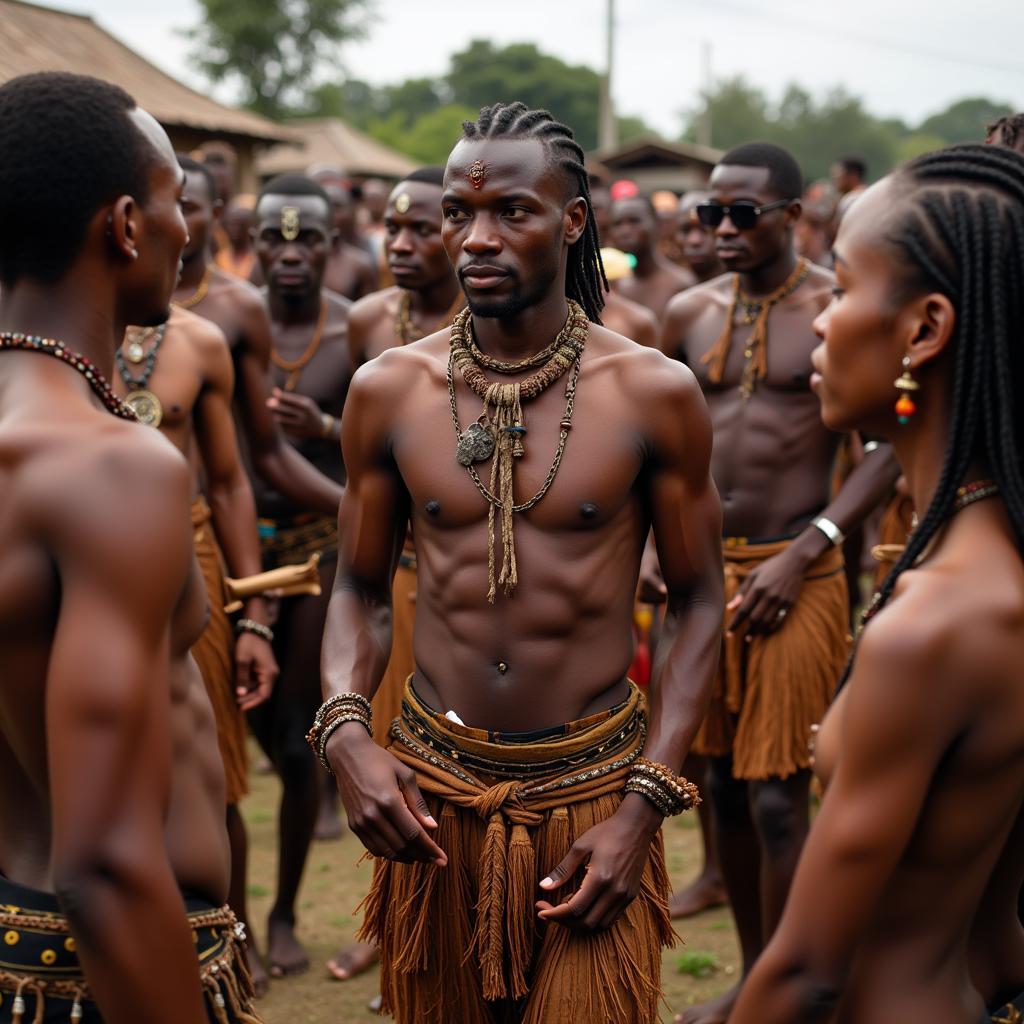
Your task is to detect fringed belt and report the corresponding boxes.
[0,891,260,1023]
[371,680,648,1002]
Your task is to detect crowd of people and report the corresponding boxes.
[0,68,1022,1024]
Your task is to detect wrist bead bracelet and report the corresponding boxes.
[235,618,274,644]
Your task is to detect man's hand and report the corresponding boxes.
[234,633,277,710]
[267,388,327,439]
[727,543,815,639]
[327,724,447,866]
[637,545,667,605]
[536,794,661,931]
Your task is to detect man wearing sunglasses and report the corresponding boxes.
[660,142,898,1024]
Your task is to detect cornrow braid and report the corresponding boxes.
[462,102,607,324]
[838,143,1024,688]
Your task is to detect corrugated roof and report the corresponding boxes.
[0,0,291,143]
[258,117,417,179]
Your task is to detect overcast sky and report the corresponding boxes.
[88,0,1024,138]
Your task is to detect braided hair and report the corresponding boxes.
[460,102,607,323]
[840,143,1024,687]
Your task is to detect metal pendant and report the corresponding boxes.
[124,388,163,427]
[456,420,495,466]
[126,341,146,363]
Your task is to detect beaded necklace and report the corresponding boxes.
[0,332,137,421]
[115,324,168,426]
[448,300,588,601]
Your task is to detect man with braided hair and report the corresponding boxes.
[659,142,898,1024]
[320,101,724,1023]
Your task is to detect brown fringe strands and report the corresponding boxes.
[700,257,810,398]
[691,538,850,780]
[0,904,262,1024]
[448,301,588,602]
[358,680,676,1024]
[191,497,249,805]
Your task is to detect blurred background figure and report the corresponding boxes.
[216,192,257,279]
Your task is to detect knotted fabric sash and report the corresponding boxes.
[358,679,674,1022]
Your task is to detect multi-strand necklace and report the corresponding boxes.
[701,256,810,399]
[0,332,137,421]
[448,300,588,602]
[116,324,167,427]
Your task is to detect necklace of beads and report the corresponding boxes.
[0,332,137,421]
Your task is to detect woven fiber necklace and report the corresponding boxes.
[0,332,137,421]
[701,256,810,399]
[448,299,588,602]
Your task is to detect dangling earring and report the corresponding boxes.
[894,356,919,424]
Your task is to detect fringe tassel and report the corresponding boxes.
[504,822,535,999]
[470,812,508,999]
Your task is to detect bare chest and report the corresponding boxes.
[269,325,353,414]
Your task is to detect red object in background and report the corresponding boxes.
[630,632,651,687]
[611,179,639,201]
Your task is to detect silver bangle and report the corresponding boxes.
[812,516,845,547]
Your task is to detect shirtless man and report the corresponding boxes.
[676,191,724,285]
[660,143,898,1024]
[247,174,354,979]
[112,301,276,992]
[0,71,258,1022]
[320,101,724,1024]
[612,193,696,320]
[172,156,343,519]
[325,164,462,985]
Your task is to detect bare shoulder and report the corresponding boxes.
[343,242,376,271]
[324,287,354,317]
[799,261,835,311]
[28,421,189,557]
[212,266,266,315]
[171,305,230,355]
[349,286,400,330]
[348,328,444,402]
[664,273,733,326]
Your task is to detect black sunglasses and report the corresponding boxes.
[695,199,793,230]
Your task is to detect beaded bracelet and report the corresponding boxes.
[306,693,374,773]
[235,618,274,644]
[624,758,700,817]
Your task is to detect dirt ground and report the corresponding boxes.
[244,750,738,1023]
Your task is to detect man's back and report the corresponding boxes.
[0,363,227,897]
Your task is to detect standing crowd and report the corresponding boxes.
[0,69,1022,1024]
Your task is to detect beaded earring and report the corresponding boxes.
[893,356,919,424]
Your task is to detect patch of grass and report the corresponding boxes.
[677,950,720,979]
[246,883,269,898]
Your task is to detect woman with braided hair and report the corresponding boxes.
[729,143,1024,1024]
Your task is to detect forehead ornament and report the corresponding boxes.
[395,192,411,214]
[281,205,301,241]
[468,161,486,189]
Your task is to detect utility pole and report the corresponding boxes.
[598,0,617,151]
[698,39,713,148]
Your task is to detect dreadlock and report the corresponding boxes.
[838,142,1024,688]
[461,102,607,323]
[986,112,1024,155]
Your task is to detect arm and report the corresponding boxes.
[320,361,445,865]
[730,610,958,1022]
[539,360,724,930]
[234,295,344,516]
[728,443,900,637]
[193,323,278,709]
[45,443,207,1024]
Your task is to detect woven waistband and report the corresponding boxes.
[393,678,644,784]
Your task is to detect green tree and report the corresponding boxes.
[186,0,374,119]
[918,97,1014,143]
[368,104,478,164]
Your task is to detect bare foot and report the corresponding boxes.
[326,941,379,981]
[314,790,344,842]
[669,871,728,919]
[675,982,740,1024]
[246,943,270,998]
[267,916,310,978]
